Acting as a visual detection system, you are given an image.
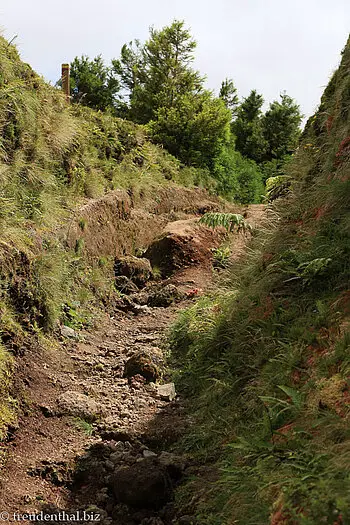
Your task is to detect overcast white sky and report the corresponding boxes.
[1,0,349,121]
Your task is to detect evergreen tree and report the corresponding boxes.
[124,20,204,123]
[70,55,120,112]
[112,40,145,117]
[116,21,231,168]
[238,89,264,121]
[219,78,239,116]
[149,91,231,167]
[262,93,302,160]
[232,90,268,163]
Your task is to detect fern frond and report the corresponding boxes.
[199,212,251,232]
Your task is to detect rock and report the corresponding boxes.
[110,451,124,465]
[145,382,158,396]
[123,351,162,382]
[60,325,77,339]
[133,304,151,315]
[144,234,194,277]
[56,391,101,422]
[115,276,139,295]
[158,451,185,480]
[156,383,176,401]
[105,460,115,471]
[114,295,137,312]
[112,458,172,510]
[144,218,225,277]
[114,256,152,288]
[131,291,149,306]
[113,296,151,315]
[39,404,55,417]
[98,427,136,443]
[147,284,184,308]
[143,449,157,459]
[129,374,147,389]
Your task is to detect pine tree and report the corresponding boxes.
[123,20,204,123]
[219,78,239,116]
[232,90,268,163]
[262,93,302,160]
[70,55,120,112]
[116,21,231,168]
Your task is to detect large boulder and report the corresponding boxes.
[114,256,152,288]
[144,219,224,277]
[112,458,172,510]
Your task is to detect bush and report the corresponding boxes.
[213,142,264,203]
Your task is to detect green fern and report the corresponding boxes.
[199,212,251,232]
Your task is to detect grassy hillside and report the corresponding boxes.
[0,35,213,438]
[171,37,350,523]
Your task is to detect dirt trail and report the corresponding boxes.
[0,205,265,524]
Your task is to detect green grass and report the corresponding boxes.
[170,35,350,524]
[72,418,94,436]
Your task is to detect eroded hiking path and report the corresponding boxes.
[0,205,265,525]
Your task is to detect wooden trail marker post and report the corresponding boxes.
[61,63,70,103]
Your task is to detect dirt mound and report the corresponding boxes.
[145,218,225,277]
[66,188,232,260]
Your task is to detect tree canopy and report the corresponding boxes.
[219,78,239,116]
[70,55,120,112]
[67,20,302,204]
[113,20,231,168]
[262,93,302,160]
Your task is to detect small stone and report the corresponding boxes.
[158,451,185,479]
[156,383,176,401]
[60,325,77,339]
[115,276,139,295]
[105,460,115,471]
[142,449,157,459]
[132,291,149,306]
[123,351,162,382]
[110,452,124,465]
[39,404,55,417]
[56,391,101,422]
[96,491,109,504]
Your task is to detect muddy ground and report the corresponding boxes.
[0,205,265,524]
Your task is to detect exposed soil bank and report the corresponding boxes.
[66,187,231,260]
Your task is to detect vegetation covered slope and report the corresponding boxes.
[171,37,350,524]
[0,34,216,438]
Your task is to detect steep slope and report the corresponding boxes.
[170,37,350,524]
